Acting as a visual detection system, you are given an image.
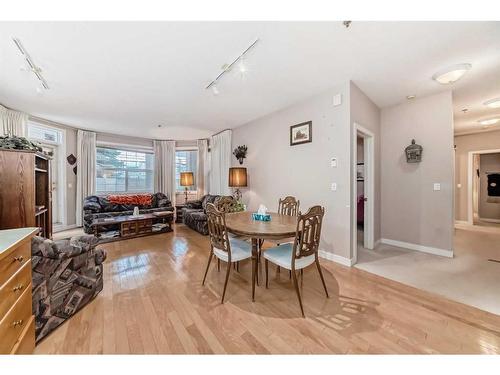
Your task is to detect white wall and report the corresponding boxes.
[232,83,352,259]
[380,91,454,253]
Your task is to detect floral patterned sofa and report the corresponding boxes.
[83,192,173,234]
[31,235,106,342]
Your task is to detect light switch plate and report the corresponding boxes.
[433,183,441,191]
[331,183,337,191]
[333,94,342,106]
[331,158,337,167]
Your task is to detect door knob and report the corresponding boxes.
[363,197,368,202]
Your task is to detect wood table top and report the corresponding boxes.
[225,211,297,239]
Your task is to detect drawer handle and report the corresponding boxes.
[12,319,24,327]
[13,256,24,263]
[12,284,24,292]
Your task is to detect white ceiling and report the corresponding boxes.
[0,21,499,139]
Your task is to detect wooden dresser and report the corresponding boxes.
[0,227,38,354]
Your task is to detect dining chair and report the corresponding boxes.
[202,203,252,303]
[263,205,329,317]
[263,196,300,276]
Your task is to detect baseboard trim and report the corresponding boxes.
[319,250,354,267]
[454,220,469,226]
[53,224,80,233]
[380,238,453,258]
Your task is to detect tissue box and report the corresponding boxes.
[252,213,271,221]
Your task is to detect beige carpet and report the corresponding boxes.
[356,225,500,315]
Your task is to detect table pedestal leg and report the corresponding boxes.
[251,238,258,302]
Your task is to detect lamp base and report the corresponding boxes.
[184,188,188,204]
[233,188,242,202]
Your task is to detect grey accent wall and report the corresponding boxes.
[479,153,500,220]
[454,130,500,222]
[232,83,352,259]
[350,82,381,242]
[380,91,454,253]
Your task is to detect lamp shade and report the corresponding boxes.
[180,172,194,186]
[228,167,247,187]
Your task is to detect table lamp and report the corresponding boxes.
[180,172,194,203]
[228,167,247,201]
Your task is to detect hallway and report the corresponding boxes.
[356,224,500,315]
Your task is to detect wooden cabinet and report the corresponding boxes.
[0,149,52,238]
[0,228,38,354]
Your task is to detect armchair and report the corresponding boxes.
[31,235,106,342]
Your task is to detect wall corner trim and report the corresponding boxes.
[380,238,453,258]
[319,250,354,267]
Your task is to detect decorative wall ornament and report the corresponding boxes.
[66,153,76,165]
[233,145,248,165]
[405,139,423,163]
[290,121,312,146]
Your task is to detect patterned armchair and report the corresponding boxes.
[31,235,106,342]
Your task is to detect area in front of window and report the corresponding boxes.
[96,147,154,193]
[175,149,198,191]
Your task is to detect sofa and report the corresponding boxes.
[183,194,237,235]
[83,192,174,234]
[31,235,106,342]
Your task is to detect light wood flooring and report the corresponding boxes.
[35,224,500,354]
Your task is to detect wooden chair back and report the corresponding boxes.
[206,203,231,256]
[292,205,324,261]
[215,196,237,213]
[278,196,300,216]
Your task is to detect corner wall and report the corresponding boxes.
[232,83,352,260]
[380,91,454,254]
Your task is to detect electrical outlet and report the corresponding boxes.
[331,158,337,167]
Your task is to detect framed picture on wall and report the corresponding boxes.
[290,121,312,146]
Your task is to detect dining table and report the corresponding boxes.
[224,211,298,301]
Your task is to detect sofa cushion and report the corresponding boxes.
[201,195,219,210]
[186,210,208,222]
[107,194,152,207]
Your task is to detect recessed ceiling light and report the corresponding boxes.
[478,118,499,126]
[432,63,471,85]
[406,95,416,100]
[484,98,500,109]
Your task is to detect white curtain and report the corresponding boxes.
[209,130,232,195]
[76,130,96,226]
[154,140,176,205]
[1,105,27,137]
[197,139,209,197]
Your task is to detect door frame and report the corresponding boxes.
[351,123,375,264]
[467,148,500,225]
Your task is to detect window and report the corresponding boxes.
[96,147,154,193]
[175,149,198,191]
[27,122,63,144]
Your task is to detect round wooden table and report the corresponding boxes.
[225,211,297,301]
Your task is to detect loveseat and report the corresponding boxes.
[183,194,237,235]
[83,192,173,234]
[31,235,106,342]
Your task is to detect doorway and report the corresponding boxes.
[467,149,500,227]
[352,123,375,264]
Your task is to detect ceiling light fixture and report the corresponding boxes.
[478,118,499,126]
[406,95,416,100]
[12,37,50,90]
[484,98,500,109]
[206,38,259,94]
[432,63,471,85]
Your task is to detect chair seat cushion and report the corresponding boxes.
[263,243,315,270]
[214,238,252,263]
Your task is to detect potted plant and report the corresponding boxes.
[233,145,248,165]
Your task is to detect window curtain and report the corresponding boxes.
[197,139,209,197]
[153,140,176,205]
[76,130,96,226]
[1,104,27,137]
[209,130,232,195]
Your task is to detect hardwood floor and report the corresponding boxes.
[35,224,500,354]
